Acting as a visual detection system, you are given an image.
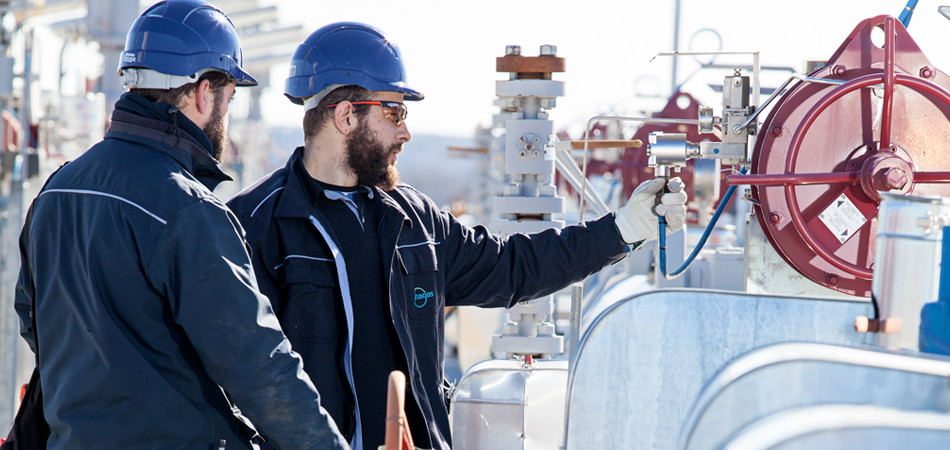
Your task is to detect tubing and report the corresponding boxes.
[658,168,746,279]
[899,0,919,28]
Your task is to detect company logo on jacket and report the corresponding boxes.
[414,287,434,307]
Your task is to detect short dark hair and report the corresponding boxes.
[302,85,373,140]
[131,71,232,108]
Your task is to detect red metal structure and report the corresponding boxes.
[729,16,950,297]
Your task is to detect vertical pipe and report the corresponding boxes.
[86,0,140,122]
[671,0,681,94]
[568,282,583,362]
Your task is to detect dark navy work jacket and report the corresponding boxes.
[15,95,348,450]
[227,147,627,449]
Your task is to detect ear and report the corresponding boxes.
[332,101,357,135]
[194,79,214,117]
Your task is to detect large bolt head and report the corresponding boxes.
[540,44,557,56]
[505,45,522,56]
[884,167,909,190]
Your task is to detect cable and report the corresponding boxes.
[658,167,747,280]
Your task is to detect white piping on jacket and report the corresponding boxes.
[396,241,441,250]
[250,187,284,218]
[273,255,333,270]
[41,189,167,225]
[307,215,363,450]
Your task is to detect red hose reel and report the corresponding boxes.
[729,16,950,297]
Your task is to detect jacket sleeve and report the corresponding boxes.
[15,188,45,353]
[441,210,628,308]
[145,199,349,450]
[15,216,36,352]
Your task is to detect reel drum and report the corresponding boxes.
[749,16,950,297]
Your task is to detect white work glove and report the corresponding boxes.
[615,177,688,244]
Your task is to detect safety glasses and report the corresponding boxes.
[325,100,408,126]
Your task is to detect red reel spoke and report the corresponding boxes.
[881,17,897,150]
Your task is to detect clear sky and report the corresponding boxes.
[256,0,950,138]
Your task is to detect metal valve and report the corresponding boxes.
[647,132,700,177]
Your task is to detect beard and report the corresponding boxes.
[344,117,401,190]
[203,91,229,160]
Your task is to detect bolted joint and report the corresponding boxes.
[505,45,522,56]
[539,98,557,109]
[884,167,909,190]
[537,323,556,336]
[504,98,523,111]
[540,44,557,56]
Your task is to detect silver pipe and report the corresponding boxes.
[568,282,584,365]
[671,0,681,94]
[554,153,610,216]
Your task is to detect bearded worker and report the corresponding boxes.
[227,22,687,450]
[14,1,349,448]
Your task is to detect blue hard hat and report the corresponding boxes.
[285,22,423,106]
[118,0,257,88]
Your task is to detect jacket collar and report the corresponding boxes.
[105,93,231,190]
[274,147,319,219]
[275,146,410,224]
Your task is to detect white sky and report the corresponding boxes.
[256,0,950,138]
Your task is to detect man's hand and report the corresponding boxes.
[615,177,688,244]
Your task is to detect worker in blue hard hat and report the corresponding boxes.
[227,21,687,450]
[13,1,348,449]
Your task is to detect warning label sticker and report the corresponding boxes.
[818,193,868,244]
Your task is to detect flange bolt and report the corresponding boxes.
[826,274,839,286]
[884,167,908,190]
[768,212,783,224]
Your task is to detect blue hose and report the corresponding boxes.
[658,168,746,280]
[899,0,919,28]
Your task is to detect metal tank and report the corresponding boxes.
[450,359,567,450]
[867,194,950,349]
[715,405,950,450]
[564,289,872,450]
[679,342,950,450]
